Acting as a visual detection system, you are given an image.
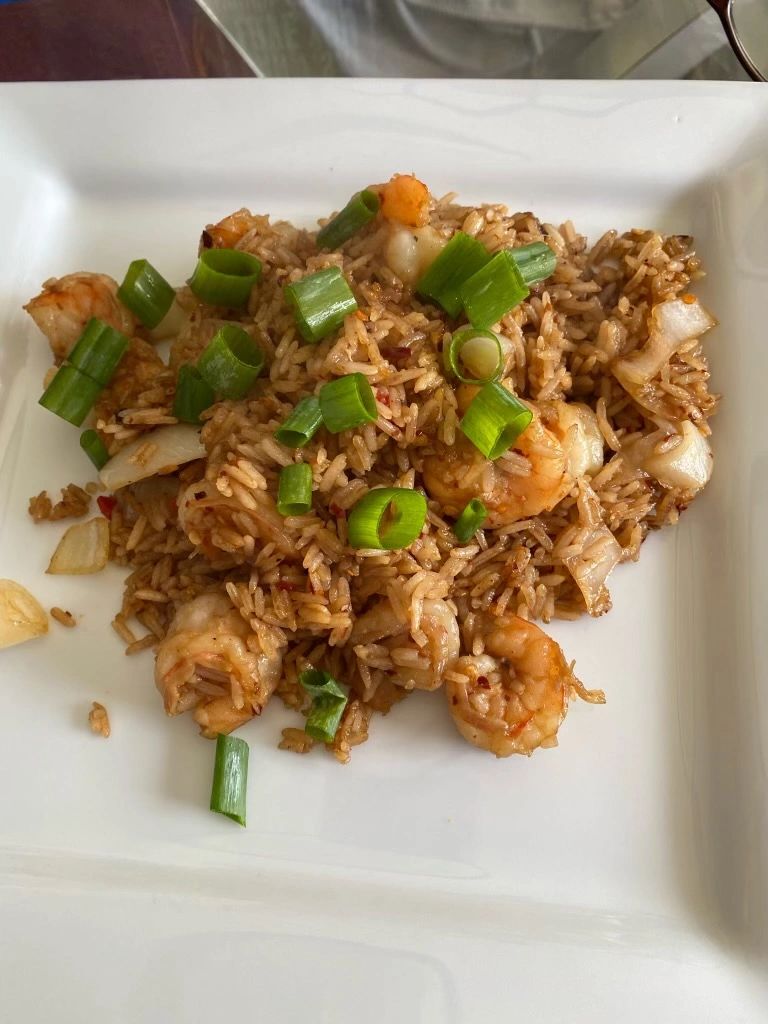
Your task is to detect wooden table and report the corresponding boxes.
[0,0,254,80]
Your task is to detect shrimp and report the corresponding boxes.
[559,480,622,617]
[178,478,295,560]
[445,613,591,757]
[155,591,284,737]
[422,403,572,527]
[349,596,460,691]
[24,272,137,363]
[378,173,431,228]
[201,208,261,251]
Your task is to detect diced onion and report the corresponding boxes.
[47,517,110,575]
[642,420,713,492]
[614,296,715,388]
[563,482,622,616]
[99,424,205,491]
[0,579,49,649]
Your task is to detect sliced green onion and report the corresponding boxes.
[459,381,533,460]
[117,259,175,328]
[173,364,215,424]
[210,733,249,827]
[196,324,264,399]
[460,251,529,329]
[319,373,377,433]
[67,318,129,386]
[508,242,557,287]
[38,365,103,427]
[416,231,490,318]
[347,487,427,550]
[79,429,109,470]
[299,668,348,744]
[316,189,380,251]
[277,462,313,517]
[274,395,323,448]
[444,326,502,384]
[284,267,358,344]
[189,248,262,308]
[453,498,487,542]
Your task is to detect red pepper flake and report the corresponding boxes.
[276,581,299,592]
[329,502,346,517]
[376,388,390,405]
[97,495,117,520]
[476,676,490,689]
[380,345,411,364]
[682,293,696,305]
[355,309,368,321]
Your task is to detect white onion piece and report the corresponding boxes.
[149,298,187,341]
[0,579,49,649]
[642,421,713,492]
[548,402,604,478]
[564,482,622,616]
[47,517,109,575]
[100,424,205,491]
[385,225,446,285]
[620,428,666,470]
[614,296,715,388]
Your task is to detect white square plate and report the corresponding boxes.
[1,79,767,1021]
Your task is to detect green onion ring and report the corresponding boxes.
[277,462,313,517]
[189,248,262,308]
[196,324,265,399]
[274,395,324,448]
[459,381,533,460]
[444,326,503,384]
[316,189,380,251]
[453,498,488,542]
[347,487,427,550]
[318,373,377,433]
[209,734,249,827]
[299,668,348,743]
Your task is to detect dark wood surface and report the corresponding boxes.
[0,0,255,81]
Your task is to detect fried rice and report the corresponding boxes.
[24,174,718,762]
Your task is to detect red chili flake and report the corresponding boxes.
[476,676,490,689]
[97,495,117,520]
[380,345,411,364]
[682,293,696,305]
[276,581,299,592]
[329,502,346,517]
[376,388,390,405]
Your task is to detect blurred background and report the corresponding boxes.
[0,0,765,81]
